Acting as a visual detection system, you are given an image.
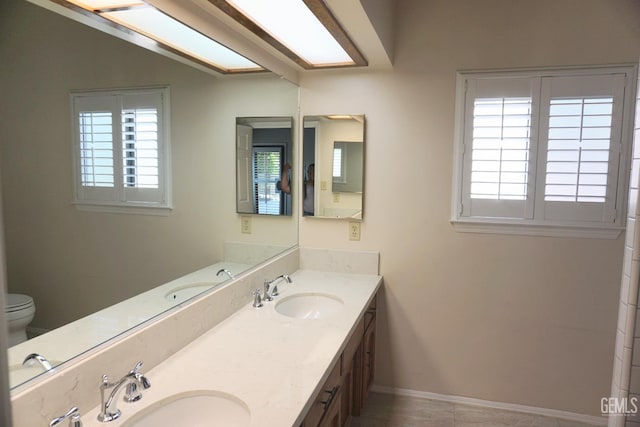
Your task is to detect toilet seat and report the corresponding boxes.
[6,293,34,313]
[6,293,35,346]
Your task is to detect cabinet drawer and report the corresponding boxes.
[303,360,341,427]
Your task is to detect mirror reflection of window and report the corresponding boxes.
[253,147,283,215]
[236,117,293,216]
[332,145,346,183]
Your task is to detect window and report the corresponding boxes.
[253,146,282,215]
[332,145,346,184]
[452,66,636,238]
[71,87,171,213]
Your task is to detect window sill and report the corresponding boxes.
[450,218,624,239]
[73,202,173,216]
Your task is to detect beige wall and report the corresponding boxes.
[0,0,298,330]
[299,0,640,416]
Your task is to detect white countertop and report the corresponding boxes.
[81,269,382,427]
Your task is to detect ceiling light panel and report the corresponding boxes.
[102,6,262,71]
[225,0,353,66]
[65,0,146,11]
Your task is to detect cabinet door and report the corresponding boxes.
[362,321,376,406]
[340,357,354,426]
[320,387,342,427]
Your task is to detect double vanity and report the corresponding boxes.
[11,248,382,427]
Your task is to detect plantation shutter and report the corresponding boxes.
[72,88,169,207]
[74,94,119,202]
[536,73,625,223]
[461,77,540,219]
[121,91,165,204]
[253,147,282,215]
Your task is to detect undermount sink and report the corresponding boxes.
[122,391,251,427]
[275,293,344,319]
[164,282,215,303]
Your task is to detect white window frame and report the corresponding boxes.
[451,65,637,238]
[70,86,172,215]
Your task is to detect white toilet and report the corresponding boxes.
[5,293,35,346]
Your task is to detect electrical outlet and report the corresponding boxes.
[333,192,340,203]
[241,216,251,234]
[349,221,361,241]
[321,181,327,191]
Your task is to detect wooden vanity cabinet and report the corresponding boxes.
[361,296,377,408]
[341,317,364,425]
[361,317,376,407]
[341,294,377,425]
[301,292,377,427]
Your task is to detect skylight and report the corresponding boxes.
[209,0,367,69]
[103,7,261,71]
[50,0,366,72]
[226,0,351,65]
[62,1,263,73]
[66,0,145,9]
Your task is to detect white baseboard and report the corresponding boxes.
[370,385,607,426]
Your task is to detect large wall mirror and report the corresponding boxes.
[303,115,365,219]
[236,117,293,216]
[1,0,298,391]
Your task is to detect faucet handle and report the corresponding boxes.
[252,289,263,308]
[130,361,151,391]
[263,281,273,302]
[124,381,142,403]
[130,361,143,374]
[49,406,82,427]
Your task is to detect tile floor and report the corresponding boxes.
[350,392,601,427]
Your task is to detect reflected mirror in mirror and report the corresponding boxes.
[332,141,363,193]
[236,117,293,216]
[303,115,365,219]
[1,0,299,391]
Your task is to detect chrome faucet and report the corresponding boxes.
[23,353,53,371]
[98,361,151,422]
[216,268,234,280]
[264,274,292,300]
[50,406,82,427]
